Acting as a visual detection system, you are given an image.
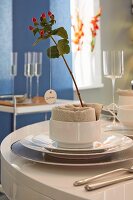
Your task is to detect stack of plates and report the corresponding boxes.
[11,130,133,166]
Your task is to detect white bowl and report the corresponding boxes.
[49,119,102,148]
[117,105,133,127]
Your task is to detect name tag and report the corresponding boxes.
[44,89,57,104]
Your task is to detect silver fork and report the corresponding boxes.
[73,167,133,186]
[85,175,133,191]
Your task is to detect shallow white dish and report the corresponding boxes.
[31,132,132,151]
[20,132,133,160]
[11,141,133,167]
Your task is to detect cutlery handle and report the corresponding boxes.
[85,175,133,191]
[74,168,126,186]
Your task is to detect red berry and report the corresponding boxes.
[40,29,45,36]
[32,17,37,23]
[41,12,46,19]
[48,11,52,16]
[28,26,34,31]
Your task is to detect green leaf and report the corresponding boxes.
[32,37,44,46]
[42,18,47,23]
[49,19,56,26]
[51,29,58,35]
[33,34,51,46]
[57,39,70,55]
[40,21,47,27]
[47,46,60,58]
[34,22,39,26]
[40,22,51,32]
[52,27,68,39]
[33,28,39,36]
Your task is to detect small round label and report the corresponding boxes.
[44,89,57,104]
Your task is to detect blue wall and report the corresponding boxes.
[0,0,12,142]
[0,0,73,142]
[0,0,12,94]
[12,0,51,130]
[13,0,50,96]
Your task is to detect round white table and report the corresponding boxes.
[1,121,133,200]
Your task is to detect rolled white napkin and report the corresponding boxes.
[51,103,103,122]
[83,103,103,120]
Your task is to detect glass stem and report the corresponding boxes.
[45,113,47,121]
[12,75,15,95]
[26,76,28,98]
[112,78,116,124]
[37,76,39,97]
[29,76,32,99]
[112,78,115,111]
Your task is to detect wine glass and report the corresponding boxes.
[34,52,42,97]
[103,50,124,129]
[10,52,18,95]
[24,52,35,102]
[24,52,29,98]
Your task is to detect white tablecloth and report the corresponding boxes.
[1,121,133,200]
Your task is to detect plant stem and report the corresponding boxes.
[50,36,84,107]
[62,55,83,107]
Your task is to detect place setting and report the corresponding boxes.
[11,131,133,165]
[9,47,133,193]
[10,102,133,167]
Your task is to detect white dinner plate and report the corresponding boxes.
[20,132,133,160]
[29,131,132,152]
[11,141,133,167]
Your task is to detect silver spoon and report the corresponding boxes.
[73,167,133,186]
